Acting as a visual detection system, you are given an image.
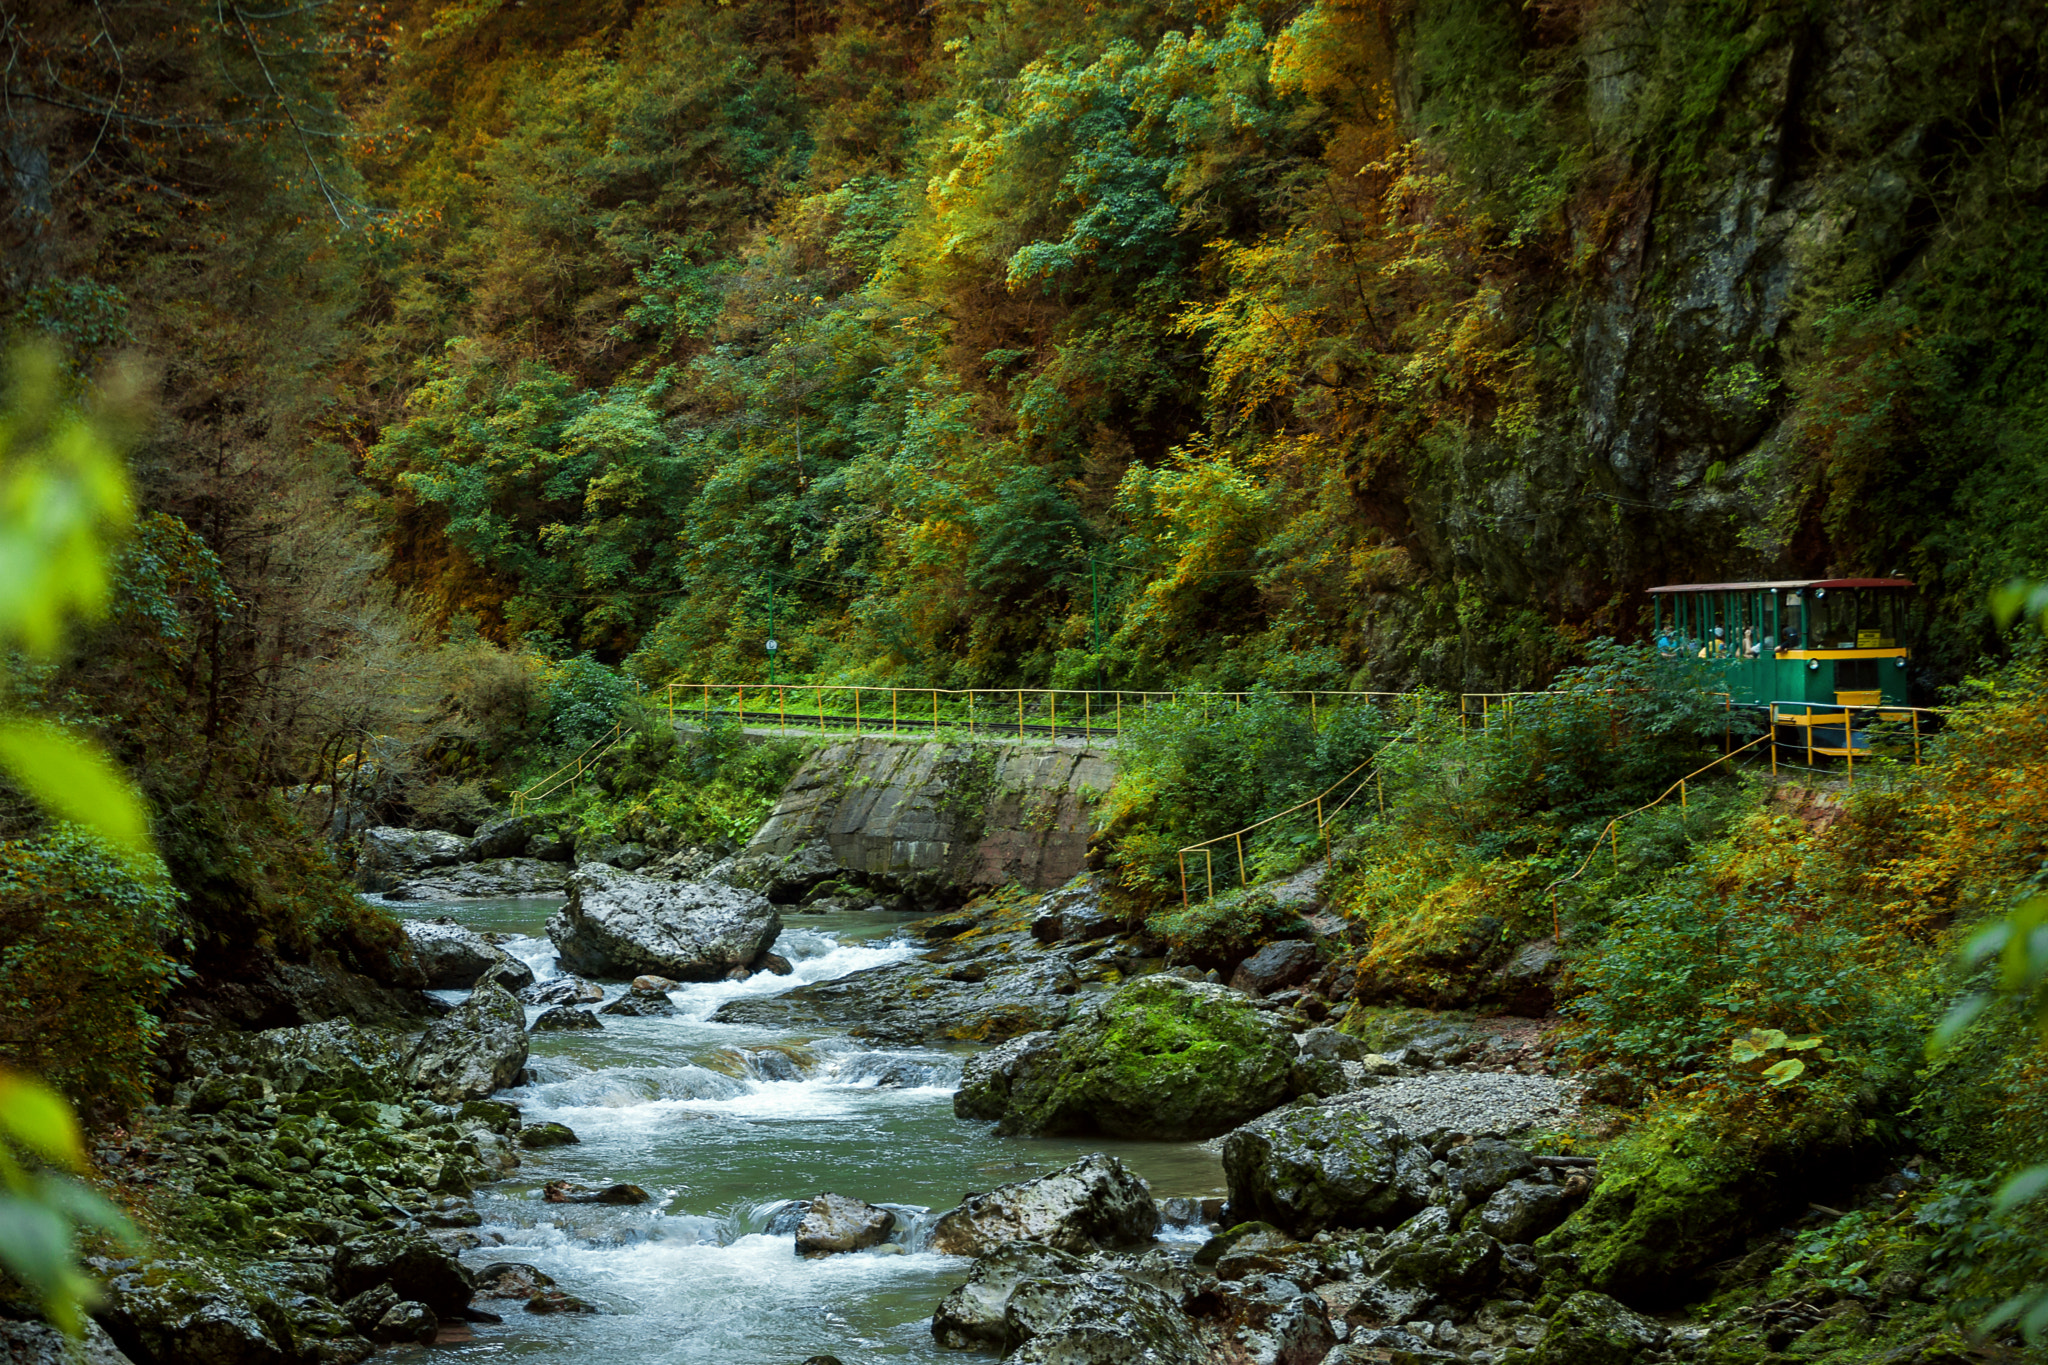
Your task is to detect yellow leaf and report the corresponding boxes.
[0,721,153,859]
[0,1071,87,1171]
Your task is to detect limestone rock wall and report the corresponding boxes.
[743,738,1116,892]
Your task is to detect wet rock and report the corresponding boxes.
[223,1018,403,1099]
[576,836,652,871]
[520,976,604,1006]
[631,974,678,991]
[387,858,571,901]
[1192,1273,1336,1365]
[524,1290,599,1315]
[0,1316,136,1365]
[356,827,467,892]
[1030,881,1122,943]
[600,982,678,1017]
[954,1030,1062,1122]
[403,920,515,990]
[930,1153,1160,1257]
[932,1241,1091,1350]
[370,1302,437,1345]
[339,1286,398,1334]
[1230,940,1322,995]
[794,1193,898,1257]
[404,983,528,1102]
[1296,1027,1369,1063]
[470,1262,555,1303]
[517,1121,579,1149]
[1194,1223,1304,1280]
[464,813,550,862]
[332,1235,477,1316]
[1529,1291,1668,1365]
[980,976,1298,1140]
[542,1180,649,1205]
[549,865,780,981]
[1448,1138,1540,1204]
[1373,1207,1501,1299]
[531,1005,603,1031]
[709,938,1077,1044]
[473,957,536,993]
[1396,1029,1471,1069]
[709,838,842,903]
[1005,1264,1204,1365]
[1222,1106,1421,1237]
[1478,1179,1580,1245]
[525,828,576,862]
[760,952,794,975]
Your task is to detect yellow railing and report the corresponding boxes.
[510,720,633,814]
[510,683,1406,811]
[1767,699,1939,778]
[652,682,1407,741]
[1175,721,1419,908]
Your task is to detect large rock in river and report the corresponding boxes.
[355,826,466,892]
[402,919,533,991]
[404,983,528,1102]
[929,1153,1159,1257]
[97,1259,301,1365]
[1222,1105,1427,1237]
[973,975,1297,1140]
[548,864,780,981]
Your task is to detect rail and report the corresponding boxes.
[653,682,1408,741]
[1765,699,1941,779]
[1175,722,1419,908]
[510,720,632,813]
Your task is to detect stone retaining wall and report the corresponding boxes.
[742,738,1117,891]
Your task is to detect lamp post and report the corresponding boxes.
[767,577,778,685]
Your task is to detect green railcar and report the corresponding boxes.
[1648,577,1917,709]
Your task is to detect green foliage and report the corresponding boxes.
[544,655,634,748]
[1146,887,1312,972]
[0,1067,140,1334]
[0,828,184,1112]
[1098,690,1398,907]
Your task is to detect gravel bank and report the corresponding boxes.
[1329,1070,1578,1138]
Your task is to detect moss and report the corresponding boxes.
[999,975,1296,1140]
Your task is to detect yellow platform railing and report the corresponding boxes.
[510,720,631,814]
[1175,720,1419,908]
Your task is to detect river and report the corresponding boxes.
[389,895,1224,1364]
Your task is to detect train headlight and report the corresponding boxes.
[1895,657,1907,669]
[1807,660,1820,672]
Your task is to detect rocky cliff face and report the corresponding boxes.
[740,738,1116,896]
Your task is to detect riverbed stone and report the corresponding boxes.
[981,976,1298,1140]
[548,865,780,981]
[930,1153,1160,1257]
[931,1241,1092,1349]
[403,983,528,1102]
[387,859,571,901]
[1448,1138,1540,1205]
[370,1302,436,1345]
[1005,1264,1204,1365]
[521,976,603,1006]
[356,827,467,892]
[1222,1106,1421,1237]
[97,1260,296,1365]
[332,1235,476,1316]
[1193,1272,1337,1365]
[531,1005,603,1031]
[402,920,529,991]
[954,1030,1061,1121]
[794,1193,897,1257]
[517,1122,579,1149]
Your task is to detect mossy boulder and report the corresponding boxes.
[985,976,1298,1140]
[1222,1105,1427,1236]
[1537,1116,1861,1306]
[1527,1291,1667,1365]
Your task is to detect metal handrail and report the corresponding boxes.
[1175,722,1418,908]
[510,720,631,813]
[655,681,1408,740]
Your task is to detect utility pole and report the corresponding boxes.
[766,577,778,685]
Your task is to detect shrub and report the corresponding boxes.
[0,827,183,1115]
[545,654,633,747]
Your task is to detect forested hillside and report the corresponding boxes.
[12,0,2044,705]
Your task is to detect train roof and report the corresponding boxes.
[1647,577,1915,594]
